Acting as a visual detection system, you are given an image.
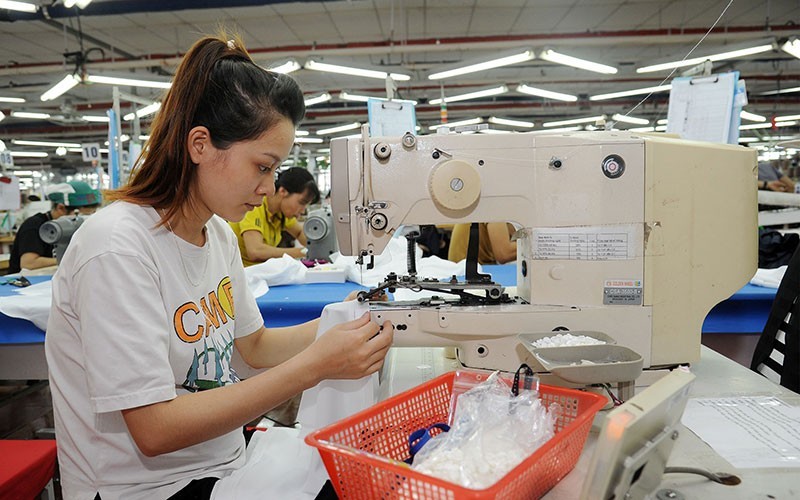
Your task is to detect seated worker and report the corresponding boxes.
[758,160,796,193]
[447,222,517,264]
[8,181,102,274]
[230,167,320,266]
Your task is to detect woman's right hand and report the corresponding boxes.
[304,312,394,381]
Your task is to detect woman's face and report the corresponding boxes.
[195,118,295,223]
[279,189,314,218]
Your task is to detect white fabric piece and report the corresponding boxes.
[211,428,316,500]
[211,300,378,499]
[0,279,52,330]
[244,253,307,294]
[750,266,787,288]
[331,236,467,287]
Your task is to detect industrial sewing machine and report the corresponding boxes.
[304,206,338,261]
[330,129,757,389]
[39,213,86,263]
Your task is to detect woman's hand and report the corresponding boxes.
[304,312,394,380]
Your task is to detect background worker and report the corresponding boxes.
[8,180,102,274]
[230,166,320,266]
[447,222,517,265]
[758,160,796,193]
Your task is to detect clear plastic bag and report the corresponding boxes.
[411,371,561,489]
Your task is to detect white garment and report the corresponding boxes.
[45,202,265,500]
[211,301,378,499]
[750,265,787,288]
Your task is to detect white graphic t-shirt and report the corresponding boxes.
[45,201,264,500]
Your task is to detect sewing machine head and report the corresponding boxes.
[39,213,86,263]
[330,129,757,382]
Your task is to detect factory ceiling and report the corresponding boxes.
[0,0,798,172]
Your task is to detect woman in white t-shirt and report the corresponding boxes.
[45,34,393,500]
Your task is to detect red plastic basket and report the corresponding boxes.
[305,370,606,499]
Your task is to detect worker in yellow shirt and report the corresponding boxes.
[447,222,517,264]
[230,167,320,266]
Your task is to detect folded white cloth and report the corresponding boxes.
[750,266,787,289]
[0,280,52,330]
[244,254,308,296]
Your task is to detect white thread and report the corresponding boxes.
[162,210,210,288]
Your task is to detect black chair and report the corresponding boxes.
[750,245,800,393]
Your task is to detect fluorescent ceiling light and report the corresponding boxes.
[543,115,606,128]
[304,60,410,81]
[740,110,766,122]
[10,151,48,158]
[267,59,301,74]
[428,117,484,131]
[775,113,800,121]
[629,126,656,132]
[612,114,649,125]
[317,122,361,135]
[0,1,37,13]
[295,130,309,136]
[637,41,775,73]
[739,123,771,130]
[539,49,617,74]
[11,111,51,119]
[304,92,332,107]
[339,91,417,105]
[429,85,508,105]
[488,116,534,128]
[295,137,324,144]
[123,102,161,121]
[81,115,110,123]
[13,139,81,148]
[739,121,796,130]
[40,74,81,101]
[86,74,172,89]
[0,96,25,103]
[655,125,667,131]
[590,84,672,101]
[738,137,759,142]
[781,38,800,59]
[428,49,534,80]
[657,119,668,125]
[516,84,577,102]
[761,86,800,95]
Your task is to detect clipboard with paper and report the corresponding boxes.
[666,71,742,144]
[367,98,416,137]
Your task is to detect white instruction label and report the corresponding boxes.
[533,225,635,260]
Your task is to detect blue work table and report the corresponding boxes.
[0,266,776,378]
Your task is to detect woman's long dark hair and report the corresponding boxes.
[106,33,305,225]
